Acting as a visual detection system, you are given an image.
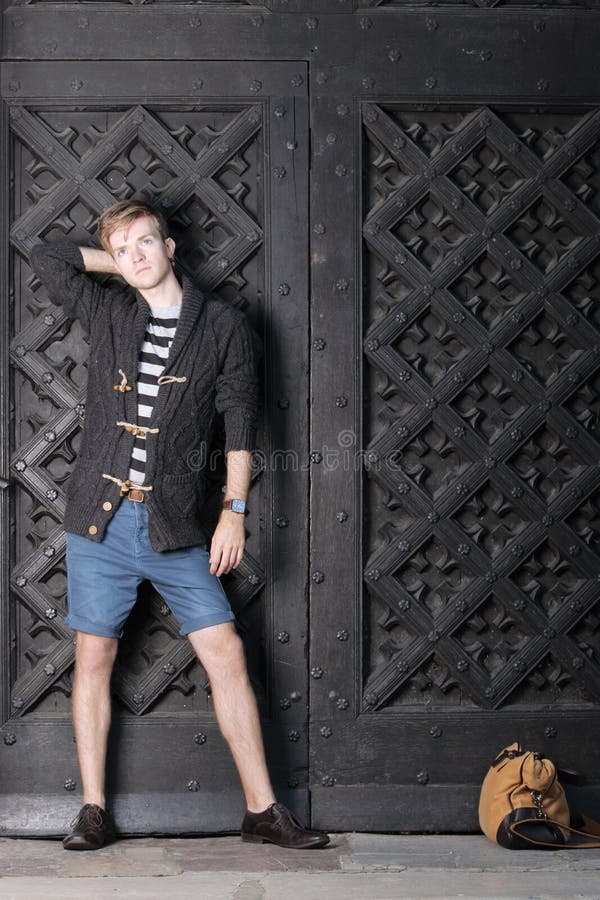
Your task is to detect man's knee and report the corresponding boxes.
[189,624,247,680]
[74,632,118,678]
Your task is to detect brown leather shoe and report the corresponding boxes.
[241,802,330,849]
[63,803,115,851]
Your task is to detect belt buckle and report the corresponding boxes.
[128,489,145,503]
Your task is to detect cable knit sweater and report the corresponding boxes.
[30,240,259,552]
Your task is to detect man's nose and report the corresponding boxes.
[133,246,146,261]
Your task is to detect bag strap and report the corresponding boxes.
[510,814,600,849]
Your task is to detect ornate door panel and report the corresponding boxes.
[0,61,309,834]
[2,2,600,835]
[308,15,600,830]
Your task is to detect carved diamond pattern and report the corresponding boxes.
[99,138,180,200]
[509,311,584,387]
[449,139,526,216]
[393,537,476,616]
[449,253,527,330]
[454,595,530,677]
[451,367,528,444]
[393,423,471,500]
[508,424,586,503]
[392,306,470,386]
[363,104,600,711]
[9,103,266,718]
[561,139,600,219]
[511,540,585,618]
[505,196,584,276]
[11,104,264,291]
[453,481,530,560]
[391,194,471,272]
[562,257,600,332]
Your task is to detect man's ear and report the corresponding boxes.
[165,236,176,260]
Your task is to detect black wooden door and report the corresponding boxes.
[307,7,600,831]
[2,2,600,836]
[0,56,310,834]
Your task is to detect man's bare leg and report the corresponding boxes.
[71,632,118,808]
[187,622,275,813]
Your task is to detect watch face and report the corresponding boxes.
[231,499,246,514]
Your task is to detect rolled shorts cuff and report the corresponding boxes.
[64,612,124,639]
[179,609,236,636]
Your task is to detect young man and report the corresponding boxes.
[30,200,329,852]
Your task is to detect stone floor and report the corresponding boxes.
[1,834,600,898]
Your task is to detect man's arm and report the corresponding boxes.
[209,449,253,576]
[79,247,119,275]
[30,240,126,331]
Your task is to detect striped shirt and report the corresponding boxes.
[128,301,181,485]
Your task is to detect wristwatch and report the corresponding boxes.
[222,499,247,515]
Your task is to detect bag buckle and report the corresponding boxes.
[531,790,548,819]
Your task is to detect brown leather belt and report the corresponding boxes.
[126,489,146,503]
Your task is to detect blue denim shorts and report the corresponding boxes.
[65,498,235,638]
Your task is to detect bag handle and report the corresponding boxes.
[510,814,600,849]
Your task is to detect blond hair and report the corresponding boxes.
[96,200,169,254]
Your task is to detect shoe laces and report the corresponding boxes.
[70,804,105,831]
[271,802,304,829]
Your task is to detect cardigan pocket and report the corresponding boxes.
[161,470,205,519]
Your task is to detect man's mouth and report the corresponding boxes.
[136,266,150,275]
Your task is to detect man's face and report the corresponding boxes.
[108,215,175,291]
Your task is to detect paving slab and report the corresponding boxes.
[1,870,600,900]
[343,833,600,872]
[1,834,600,899]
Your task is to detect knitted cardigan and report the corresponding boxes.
[30,240,259,551]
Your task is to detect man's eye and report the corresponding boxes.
[143,238,153,245]
[117,249,126,257]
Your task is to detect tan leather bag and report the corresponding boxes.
[479,742,600,849]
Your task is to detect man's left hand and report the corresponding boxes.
[209,513,246,576]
